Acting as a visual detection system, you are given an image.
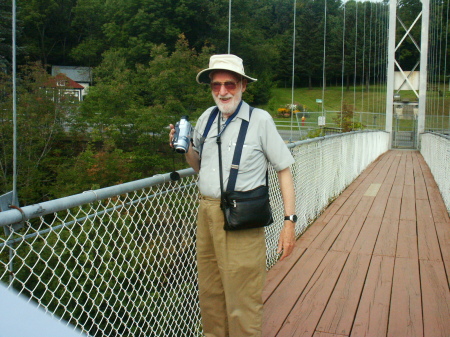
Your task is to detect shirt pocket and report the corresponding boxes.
[236,143,263,172]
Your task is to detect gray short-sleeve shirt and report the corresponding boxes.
[193,101,295,199]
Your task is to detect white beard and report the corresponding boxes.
[212,90,243,117]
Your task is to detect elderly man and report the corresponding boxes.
[170,54,296,337]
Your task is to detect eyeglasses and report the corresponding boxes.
[210,81,240,92]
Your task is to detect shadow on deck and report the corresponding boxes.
[263,150,450,337]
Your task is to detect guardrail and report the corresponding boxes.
[420,132,450,214]
[0,131,389,337]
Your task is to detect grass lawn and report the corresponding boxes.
[255,86,449,133]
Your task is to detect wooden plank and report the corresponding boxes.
[383,196,401,220]
[382,152,401,186]
[310,215,349,250]
[350,256,395,337]
[358,153,389,183]
[331,215,366,253]
[274,251,348,337]
[366,184,391,219]
[388,257,423,337]
[315,166,376,224]
[351,216,383,256]
[436,222,450,261]
[339,157,380,196]
[337,192,369,216]
[334,166,382,218]
[420,260,450,337]
[411,151,424,180]
[364,184,381,197]
[317,200,348,224]
[435,221,450,286]
[403,151,415,186]
[415,181,428,201]
[418,155,439,189]
[373,218,399,257]
[297,221,328,249]
[313,332,347,337]
[316,253,371,336]
[263,245,307,302]
[331,197,374,253]
[389,183,404,199]
[393,153,406,186]
[396,220,418,259]
[372,151,396,185]
[400,184,416,221]
[417,198,442,261]
[263,248,328,336]
[412,152,428,200]
[426,185,450,224]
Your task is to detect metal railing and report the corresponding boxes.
[420,132,450,213]
[0,131,389,337]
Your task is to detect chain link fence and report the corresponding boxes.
[420,132,450,214]
[0,131,389,337]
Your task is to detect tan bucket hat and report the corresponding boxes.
[196,54,258,84]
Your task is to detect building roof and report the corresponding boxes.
[51,66,93,84]
[44,73,85,89]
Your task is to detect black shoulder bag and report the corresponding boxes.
[215,107,274,231]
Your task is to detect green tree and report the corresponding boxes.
[18,0,78,66]
[73,35,213,187]
[0,0,13,72]
[0,62,80,204]
[69,0,107,66]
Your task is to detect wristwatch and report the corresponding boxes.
[284,214,298,223]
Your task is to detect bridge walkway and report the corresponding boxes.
[263,150,450,337]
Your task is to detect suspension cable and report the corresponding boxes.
[321,0,327,121]
[368,3,373,115]
[228,0,232,53]
[362,1,367,123]
[289,0,297,141]
[12,0,18,205]
[340,1,346,129]
[445,0,450,132]
[353,1,359,130]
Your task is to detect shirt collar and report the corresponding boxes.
[230,101,250,122]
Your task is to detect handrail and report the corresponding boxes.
[0,168,195,227]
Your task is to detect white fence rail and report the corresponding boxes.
[0,131,389,337]
[420,132,450,214]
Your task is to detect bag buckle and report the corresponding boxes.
[233,200,237,208]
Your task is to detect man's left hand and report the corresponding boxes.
[277,222,295,261]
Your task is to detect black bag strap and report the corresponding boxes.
[226,107,253,192]
[217,117,225,206]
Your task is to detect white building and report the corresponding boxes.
[51,66,93,98]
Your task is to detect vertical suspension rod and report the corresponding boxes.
[386,0,397,147]
[12,0,17,204]
[418,0,430,137]
[290,0,297,140]
[228,0,232,53]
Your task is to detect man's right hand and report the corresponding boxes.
[169,124,175,148]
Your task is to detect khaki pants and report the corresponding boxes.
[197,196,266,337]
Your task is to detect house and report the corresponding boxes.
[51,66,93,98]
[44,73,85,102]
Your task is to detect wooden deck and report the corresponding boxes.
[263,150,450,337]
